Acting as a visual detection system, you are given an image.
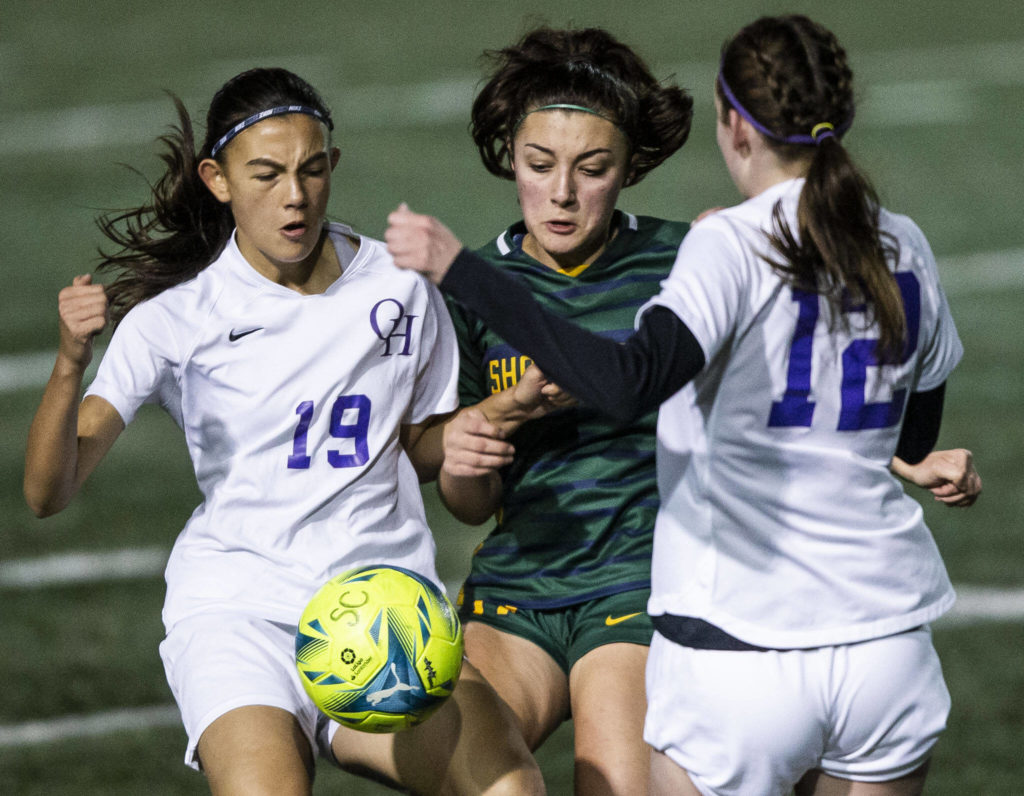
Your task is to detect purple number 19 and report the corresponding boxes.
[768,273,921,431]
[287,394,372,469]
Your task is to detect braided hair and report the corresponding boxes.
[718,15,905,363]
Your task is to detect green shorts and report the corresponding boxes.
[459,589,654,674]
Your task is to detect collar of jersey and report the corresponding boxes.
[497,210,639,276]
[223,222,365,297]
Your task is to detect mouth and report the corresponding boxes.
[281,221,309,241]
[545,220,577,235]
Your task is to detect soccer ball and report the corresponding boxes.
[295,565,463,733]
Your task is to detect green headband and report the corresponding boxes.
[511,103,622,137]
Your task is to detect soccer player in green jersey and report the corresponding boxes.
[429,28,694,795]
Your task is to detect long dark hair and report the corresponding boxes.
[718,15,905,362]
[97,68,333,323]
[471,27,693,187]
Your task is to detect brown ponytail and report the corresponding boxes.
[718,15,905,362]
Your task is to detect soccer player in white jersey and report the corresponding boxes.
[24,68,543,795]
[385,14,981,796]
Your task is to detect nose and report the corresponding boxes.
[284,173,308,208]
[552,167,576,207]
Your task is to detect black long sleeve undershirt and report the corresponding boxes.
[441,248,946,450]
[442,248,706,424]
[895,383,945,464]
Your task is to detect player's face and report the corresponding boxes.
[511,109,632,271]
[202,114,339,280]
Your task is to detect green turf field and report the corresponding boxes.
[2,0,1022,792]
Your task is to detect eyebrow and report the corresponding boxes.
[523,143,614,160]
[244,151,330,169]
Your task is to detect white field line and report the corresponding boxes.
[0,547,166,589]
[0,548,462,600]
[0,547,1019,748]
[0,705,181,749]
[2,38,1022,157]
[2,247,1020,397]
[0,549,1020,627]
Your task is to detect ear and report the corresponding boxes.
[198,158,231,204]
[506,138,516,174]
[329,146,341,171]
[728,109,756,158]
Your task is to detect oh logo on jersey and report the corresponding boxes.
[370,298,418,356]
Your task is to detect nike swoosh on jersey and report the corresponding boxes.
[228,327,264,342]
[605,612,642,626]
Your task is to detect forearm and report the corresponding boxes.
[401,414,453,483]
[437,469,502,526]
[441,250,704,423]
[24,354,91,517]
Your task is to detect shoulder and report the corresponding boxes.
[472,221,524,264]
[631,213,690,244]
[335,227,446,314]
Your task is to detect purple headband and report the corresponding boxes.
[716,66,852,146]
[210,105,333,158]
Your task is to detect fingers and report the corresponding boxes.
[925,448,981,507]
[442,409,515,478]
[59,275,109,340]
[385,204,462,284]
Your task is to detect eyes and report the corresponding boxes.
[526,159,612,178]
[251,165,328,183]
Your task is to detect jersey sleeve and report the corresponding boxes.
[405,279,460,425]
[84,300,182,427]
[640,217,747,365]
[904,221,963,391]
[445,296,490,408]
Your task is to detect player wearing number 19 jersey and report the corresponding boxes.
[86,222,459,632]
[446,211,688,619]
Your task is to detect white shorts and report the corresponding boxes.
[643,626,949,796]
[160,612,333,770]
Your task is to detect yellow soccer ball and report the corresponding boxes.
[295,565,463,733]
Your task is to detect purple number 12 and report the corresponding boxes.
[768,273,921,431]
[287,394,372,469]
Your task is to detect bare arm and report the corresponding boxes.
[437,365,575,526]
[891,448,981,508]
[24,275,125,517]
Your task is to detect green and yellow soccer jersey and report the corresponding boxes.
[448,211,689,609]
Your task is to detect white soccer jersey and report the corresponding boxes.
[642,179,963,649]
[86,223,459,630]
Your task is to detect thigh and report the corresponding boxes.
[160,613,319,772]
[198,705,314,796]
[649,749,704,796]
[330,658,545,795]
[569,642,650,796]
[797,761,930,796]
[463,619,571,750]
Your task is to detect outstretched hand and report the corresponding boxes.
[891,448,982,507]
[58,274,108,367]
[385,203,463,285]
